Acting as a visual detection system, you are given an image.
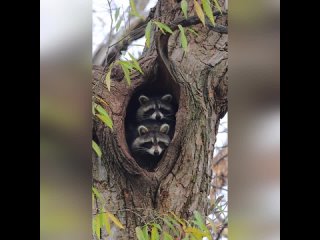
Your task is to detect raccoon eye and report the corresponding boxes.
[160,108,171,114]
[145,109,154,115]
[142,142,153,148]
[158,142,167,149]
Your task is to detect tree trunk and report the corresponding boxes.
[92,0,228,238]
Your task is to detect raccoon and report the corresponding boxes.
[136,94,175,122]
[130,121,171,169]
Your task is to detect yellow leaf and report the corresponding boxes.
[184,227,206,238]
[104,213,111,235]
[106,212,124,229]
[194,0,205,26]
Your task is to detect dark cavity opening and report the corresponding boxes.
[125,70,179,172]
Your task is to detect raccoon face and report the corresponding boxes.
[136,94,174,122]
[131,123,171,157]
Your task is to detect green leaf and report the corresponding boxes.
[128,53,143,73]
[142,225,149,240]
[115,7,120,21]
[145,21,152,48]
[119,61,131,86]
[105,64,113,91]
[193,211,210,237]
[130,0,143,19]
[92,140,102,158]
[151,226,159,240]
[181,0,188,19]
[163,232,174,240]
[186,28,199,36]
[92,192,95,209]
[106,212,125,229]
[212,0,222,14]
[202,0,215,26]
[104,213,111,235]
[169,212,187,228]
[162,217,179,236]
[185,227,206,239]
[95,104,108,117]
[178,25,188,52]
[194,0,206,26]
[136,227,146,240]
[92,216,96,235]
[115,17,122,32]
[92,187,103,203]
[151,223,162,231]
[153,21,173,34]
[95,214,101,239]
[96,113,113,129]
[94,103,113,129]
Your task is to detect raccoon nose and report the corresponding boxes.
[154,150,160,156]
[155,114,161,120]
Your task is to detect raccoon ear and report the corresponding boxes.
[139,95,149,105]
[160,124,170,134]
[161,94,172,103]
[138,125,149,136]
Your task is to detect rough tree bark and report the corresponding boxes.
[92,0,228,238]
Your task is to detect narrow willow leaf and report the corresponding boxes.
[106,212,125,229]
[119,60,134,70]
[130,0,143,19]
[212,0,222,13]
[178,25,188,52]
[92,192,95,209]
[99,213,105,228]
[96,114,113,129]
[128,53,143,73]
[193,211,210,235]
[119,62,131,86]
[186,28,199,36]
[95,214,101,239]
[154,21,173,34]
[136,227,146,240]
[105,64,113,91]
[92,187,103,202]
[92,216,96,235]
[152,223,162,231]
[151,226,159,240]
[194,0,206,26]
[92,140,102,158]
[202,0,215,26]
[104,213,111,235]
[115,7,120,21]
[92,102,95,115]
[163,232,174,240]
[181,0,188,19]
[162,217,179,236]
[115,17,123,31]
[169,212,187,228]
[185,227,206,238]
[142,225,149,240]
[95,104,108,117]
[94,96,109,107]
[145,21,152,48]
